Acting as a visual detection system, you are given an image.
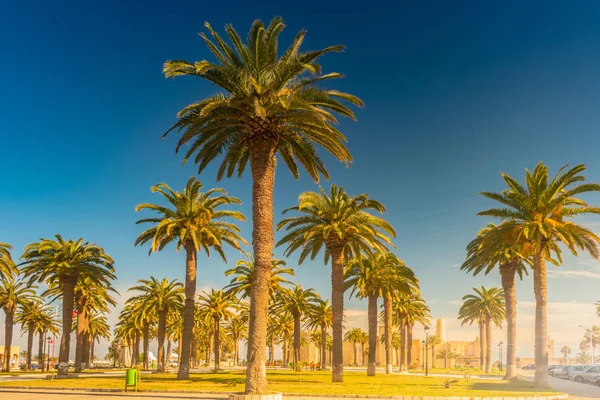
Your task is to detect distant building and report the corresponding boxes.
[0,346,21,369]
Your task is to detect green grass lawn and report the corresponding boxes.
[0,370,559,396]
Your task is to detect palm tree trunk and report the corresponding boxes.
[361,342,365,366]
[2,310,13,371]
[353,342,358,366]
[38,332,45,372]
[485,315,492,373]
[82,332,91,370]
[407,323,413,369]
[282,332,288,367]
[383,294,393,374]
[293,313,301,371]
[479,321,485,369]
[269,335,274,364]
[26,322,34,370]
[399,319,406,371]
[367,294,377,376]
[244,142,276,395]
[214,319,220,371]
[143,324,150,370]
[500,262,517,380]
[330,246,345,382]
[58,277,75,376]
[74,301,87,373]
[321,325,327,369]
[178,242,197,380]
[234,335,239,366]
[431,344,436,368]
[90,338,95,367]
[533,247,549,388]
[157,310,167,372]
[166,340,171,369]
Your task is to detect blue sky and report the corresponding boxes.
[2,0,600,356]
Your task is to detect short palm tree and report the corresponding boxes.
[272,286,321,371]
[20,235,115,375]
[271,311,294,367]
[560,345,572,365]
[458,286,505,373]
[427,335,442,369]
[224,253,294,300]
[86,311,110,366]
[596,300,600,317]
[162,16,362,394]
[197,289,238,370]
[32,302,58,372]
[128,277,184,372]
[278,185,395,381]
[226,314,247,366]
[135,177,246,379]
[582,326,600,365]
[478,163,600,387]
[304,298,332,369]
[15,297,45,370]
[0,278,37,371]
[0,243,16,281]
[394,292,431,370]
[344,328,365,366]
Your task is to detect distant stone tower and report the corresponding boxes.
[435,318,446,342]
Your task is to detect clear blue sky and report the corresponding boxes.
[2,0,600,355]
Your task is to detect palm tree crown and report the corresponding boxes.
[224,253,294,299]
[0,243,16,281]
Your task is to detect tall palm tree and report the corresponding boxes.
[224,254,294,300]
[126,295,157,370]
[128,277,184,372]
[197,289,238,371]
[0,278,36,371]
[86,311,110,366]
[278,185,395,381]
[582,326,600,365]
[560,345,572,365]
[458,286,505,373]
[393,292,431,371]
[271,311,294,367]
[16,298,45,370]
[272,286,321,371]
[0,243,16,281]
[427,335,442,369]
[478,163,600,387]
[304,299,332,369]
[226,314,247,366]
[36,305,59,372]
[20,235,115,375]
[162,16,362,394]
[462,222,538,379]
[135,177,246,379]
[344,328,364,366]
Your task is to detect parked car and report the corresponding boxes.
[571,365,600,383]
[548,365,562,376]
[522,364,535,370]
[557,365,586,380]
[590,373,600,386]
[549,366,564,377]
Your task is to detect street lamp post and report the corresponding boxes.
[498,342,503,372]
[579,325,595,365]
[424,325,430,377]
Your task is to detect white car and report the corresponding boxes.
[571,365,600,383]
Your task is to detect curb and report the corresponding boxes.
[0,387,569,400]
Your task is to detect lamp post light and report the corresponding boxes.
[579,325,595,365]
[498,342,503,372]
[424,325,430,376]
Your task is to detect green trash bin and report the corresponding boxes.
[125,368,138,392]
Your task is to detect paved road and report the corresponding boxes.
[518,370,600,400]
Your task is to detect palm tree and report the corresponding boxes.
[21,235,115,375]
[122,297,156,369]
[582,326,600,365]
[462,222,536,379]
[560,345,572,365]
[596,300,600,317]
[437,348,451,368]
[478,163,600,387]
[33,303,58,372]
[278,185,395,381]
[458,286,505,373]
[86,311,110,366]
[427,335,442,369]
[271,311,294,367]
[162,16,362,394]
[356,329,368,367]
[16,298,45,370]
[304,299,332,369]
[0,243,16,281]
[128,277,184,372]
[226,314,247,366]
[0,278,36,371]
[393,293,431,371]
[272,286,321,371]
[225,254,294,300]
[197,289,238,370]
[135,177,246,379]
[344,328,364,366]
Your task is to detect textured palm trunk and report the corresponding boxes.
[38,332,44,372]
[82,332,91,369]
[282,332,288,367]
[178,242,197,379]
[533,247,549,388]
[157,310,167,372]
[269,335,275,364]
[143,323,150,370]
[244,142,276,395]
[367,294,378,376]
[500,262,517,380]
[214,319,220,371]
[399,319,406,371]
[395,346,399,371]
[485,315,492,373]
[330,246,345,382]
[58,277,75,376]
[479,321,485,369]
[431,344,436,368]
[320,325,327,369]
[361,342,365,366]
[26,322,34,370]
[293,313,301,371]
[353,342,358,366]
[89,337,94,366]
[2,310,13,371]
[191,331,197,368]
[74,301,88,373]
[166,340,171,369]
[407,324,413,368]
[233,335,239,366]
[383,294,393,374]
